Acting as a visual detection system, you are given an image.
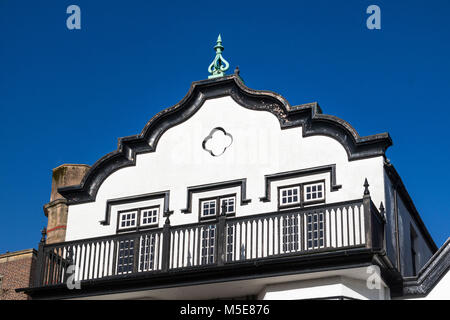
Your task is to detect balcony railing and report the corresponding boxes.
[33,193,385,288]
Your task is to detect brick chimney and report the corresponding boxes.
[43,164,90,244]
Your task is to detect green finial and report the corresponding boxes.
[208,34,230,79]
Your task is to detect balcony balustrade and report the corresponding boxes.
[32,193,385,288]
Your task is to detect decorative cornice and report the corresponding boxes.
[58,74,392,205]
[402,238,450,297]
[100,191,172,226]
[181,178,251,214]
[259,164,342,203]
[43,198,68,217]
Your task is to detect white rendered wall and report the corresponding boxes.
[66,96,386,241]
[259,273,390,300]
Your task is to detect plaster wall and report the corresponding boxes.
[66,96,386,241]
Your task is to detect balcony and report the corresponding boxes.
[27,193,386,298]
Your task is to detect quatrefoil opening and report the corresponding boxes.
[202,127,233,157]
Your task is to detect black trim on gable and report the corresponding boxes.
[100,191,172,226]
[260,164,341,203]
[401,238,450,297]
[384,162,438,253]
[181,179,251,214]
[58,74,392,205]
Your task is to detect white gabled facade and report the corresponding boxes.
[23,71,447,300]
[66,95,386,241]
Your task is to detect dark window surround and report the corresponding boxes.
[101,191,172,226]
[116,205,160,233]
[277,179,326,210]
[303,181,326,203]
[117,209,138,231]
[182,179,250,214]
[198,193,237,221]
[260,164,341,203]
[278,184,301,209]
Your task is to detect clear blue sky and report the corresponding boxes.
[1,0,449,253]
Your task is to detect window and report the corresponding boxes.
[282,215,299,252]
[279,186,300,206]
[117,206,161,232]
[201,225,216,264]
[139,234,156,271]
[278,180,326,209]
[118,211,137,230]
[201,200,217,218]
[141,207,159,227]
[220,196,235,215]
[117,239,134,274]
[304,182,325,202]
[199,195,236,219]
[307,212,324,249]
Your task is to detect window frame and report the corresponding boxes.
[116,205,161,233]
[117,209,138,231]
[199,197,218,220]
[220,196,236,216]
[200,225,216,265]
[282,215,300,253]
[116,239,135,274]
[198,193,237,221]
[139,206,160,228]
[303,180,326,205]
[306,211,325,250]
[278,184,301,209]
[278,179,326,209]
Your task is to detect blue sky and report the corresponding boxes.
[0,0,449,253]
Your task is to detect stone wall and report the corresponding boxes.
[44,164,90,244]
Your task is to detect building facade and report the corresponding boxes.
[18,38,449,300]
[0,249,36,300]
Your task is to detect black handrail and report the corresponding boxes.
[33,196,384,288]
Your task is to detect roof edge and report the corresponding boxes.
[59,74,393,205]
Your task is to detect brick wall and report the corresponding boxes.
[0,249,36,300]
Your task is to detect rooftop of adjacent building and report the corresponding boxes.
[0,249,37,264]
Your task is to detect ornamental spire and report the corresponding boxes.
[208,34,230,79]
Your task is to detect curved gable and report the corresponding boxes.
[59,73,392,204]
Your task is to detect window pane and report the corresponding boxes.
[282,215,299,252]
[201,225,216,265]
[307,212,324,249]
[201,200,217,217]
[304,182,325,202]
[119,211,137,229]
[141,208,159,226]
[280,187,300,206]
[220,196,236,214]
